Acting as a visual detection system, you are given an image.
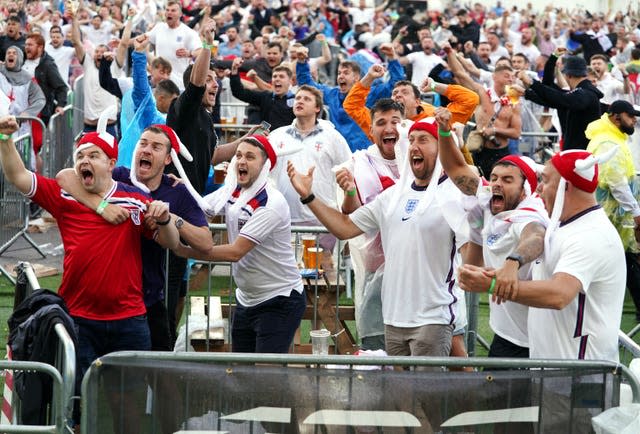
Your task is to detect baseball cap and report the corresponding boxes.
[608,100,640,117]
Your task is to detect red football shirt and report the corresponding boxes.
[29,174,151,320]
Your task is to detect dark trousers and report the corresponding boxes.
[232,290,306,353]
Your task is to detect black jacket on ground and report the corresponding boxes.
[524,55,603,150]
[229,74,295,130]
[34,53,68,124]
[8,289,77,425]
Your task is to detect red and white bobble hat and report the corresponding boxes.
[130,124,210,210]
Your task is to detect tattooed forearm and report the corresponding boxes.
[515,222,545,263]
[453,175,479,196]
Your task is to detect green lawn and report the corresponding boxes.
[1,269,639,363]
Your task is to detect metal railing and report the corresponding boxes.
[0,133,46,284]
[43,105,75,178]
[80,351,640,434]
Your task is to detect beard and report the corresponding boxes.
[621,124,635,135]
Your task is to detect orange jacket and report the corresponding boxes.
[343,82,479,142]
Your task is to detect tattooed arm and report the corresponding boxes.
[491,221,546,303]
[434,107,479,196]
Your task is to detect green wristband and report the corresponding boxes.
[488,277,496,294]
[346,188,357,197]
[438,129,452,137]
[202,41,214,49]
[96,199,109,216]
[0,133,10,141]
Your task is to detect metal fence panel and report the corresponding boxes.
[81,352,638,434]
[44,105,75,178]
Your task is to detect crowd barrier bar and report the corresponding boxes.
[43,105,75,179]
[0,132,46,284]
[10,262,76,431]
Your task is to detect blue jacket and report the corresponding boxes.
[118,51,166,168]
[296,59,405,151]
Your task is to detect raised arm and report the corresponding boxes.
[190,17,215,87]
[287,161,364,240]
[0,116,33,194]
[70,7,85,63]
[434,107,479,196]
[115,7,136,68]
[343,64,380,141]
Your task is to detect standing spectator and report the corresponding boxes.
[45,25,76,87]
[590,54,625,106]
[218,25,243,57]
[569,18,610,62]
[70,8,118,136]
[449,8,481,47]
[398,36,444,87]
[487,31,509,65]
[585,100,640,320]
[180,135,306,353]
[148,1,201,91]
[287,117,468,358]
[520,55,602,150]
[0,16,26,61]
[229,58,295,130]
[501,13,540,65]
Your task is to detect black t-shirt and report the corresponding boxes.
[165,82,218,194]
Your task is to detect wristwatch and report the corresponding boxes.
[506,253,525,268]
[174,217,184,230]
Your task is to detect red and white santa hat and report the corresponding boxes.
[74,106,119,163]
[498,155,539,195]
[244,134,277,171]
[130,124,210,210]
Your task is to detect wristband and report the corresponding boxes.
[488,277,496,295]
[0,133,10,140]
[300,193,315,205]
[96,199,109,216]
[156,216,171,226]
[430,80,436,91]
[202,41,214,49]
[438,129,452,137]
[346,188,357,197]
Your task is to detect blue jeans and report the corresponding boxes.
[74,315,151,381]
[232,290,306,353]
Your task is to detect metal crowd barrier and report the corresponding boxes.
[4,262,76,433]
[43,104,75,178]
[81,351,640,434]
[71,75,84,141]
[0,133,46,284]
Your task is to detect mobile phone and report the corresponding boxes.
[255,121,271,135]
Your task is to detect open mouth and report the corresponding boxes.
[382,135,397,147]
[80,168,94,185]
[411,154,424,169]
[138,157,152,170]
[237,167,248,180]
[490,193,505,210]
[274,83,282,92]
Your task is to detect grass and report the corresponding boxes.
[1,269,639,361]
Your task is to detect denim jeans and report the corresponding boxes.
[232,289,306,353]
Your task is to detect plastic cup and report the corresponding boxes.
[305,247,323,270]
[301,235,316,266]
[213,163,227,184]
[310,329,330,355]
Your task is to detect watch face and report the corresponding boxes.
[175,218,184,229]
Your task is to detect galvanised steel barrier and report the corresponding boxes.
[0,133,46,284]
[81,351,640,434]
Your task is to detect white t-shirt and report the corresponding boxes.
[22,58,39,76]
[529,207,625,362]
[226,184,304,307]
[148,22,201,91]
[507,30,541,65]
[82,54,119,122]
[46,44,76,86]
[597,72,626,105]
[270,119,352,223]
[81,21,114,47]
[405,52,445,87]
[350,178,468,328]
[489,45,510,65]
[468,185,548,347]
[348,7,374,26]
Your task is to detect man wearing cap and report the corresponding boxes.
[585,99,640,321]
[459,148,625,363]
[436,107,548,359]
[176,135,306,353]
[56,124,213,350]
[519,54,603,150]
[0,115,180,427]
[288,117,468,358]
